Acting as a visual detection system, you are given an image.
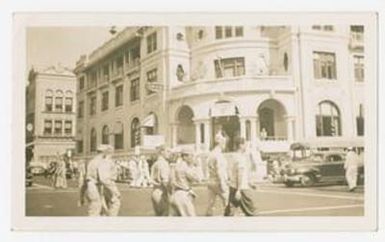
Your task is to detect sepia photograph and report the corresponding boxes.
[11,12,378,231]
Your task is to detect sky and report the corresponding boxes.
[27,27,113,70]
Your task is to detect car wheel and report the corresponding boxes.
[284,181,294,187]
[300,174,315,187]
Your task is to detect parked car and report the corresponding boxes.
[26,166,33,187]
[28,161,47,175]
[283,151,364,187]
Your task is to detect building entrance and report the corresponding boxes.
[211,116,240,152]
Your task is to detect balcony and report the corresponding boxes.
[169,75,294,101]
[349,32,364,51]
[111,67,124,81]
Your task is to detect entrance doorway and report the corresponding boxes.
[211,116,240,152]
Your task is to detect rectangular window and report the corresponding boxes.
[64,120,72,135]
[146,69,158,95]
[103,64,109,82]
[312,25,334,31]
[89,96,96,115]
[354,55,364,82]
[225,26,232,38]
[55,97,63,112]
[45,96,53,111]
[215,26,223,39]
[116,56,124,76]
[79,76,85,90]
[44,120,52,135]
[215,26,243,39]
[130,78,140,101]
[323,25,334,31]
[54,120,62,135]
[235,26,244,37]
[65,97,73,112]
[115,85,123,107]
[101,91,109,111]
[78,101,84,118]
[88,71,97,88]
[313,52,337,80]
[214,57,245,78]
[77,140,83,153]
[114,133,124,150]
[147,32,157,54]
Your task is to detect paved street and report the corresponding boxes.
[26,176,364,216]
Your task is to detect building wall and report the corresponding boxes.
[75,25,366,158]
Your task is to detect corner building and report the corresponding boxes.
[26,65,77,163]
[74,25,365,159]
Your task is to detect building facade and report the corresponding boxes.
[74,25,365,159]
[26,65,77,163]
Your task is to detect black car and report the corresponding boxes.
[26,167,33,187]
[283,151,364,187]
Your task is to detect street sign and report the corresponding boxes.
[211,102,237,117]
[143,135,165,148]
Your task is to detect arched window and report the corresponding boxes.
[102,125,109,144]
[176,64,185,81]
[55,90,64,112]
[177,106,195,144]
[65,90,73,112]
[114,122,124,150]
[131,118,141,148]
[316,101,341,136]
[45,90,53,111]
[90,128,97,152]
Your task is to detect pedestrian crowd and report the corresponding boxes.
[77,132,263,217]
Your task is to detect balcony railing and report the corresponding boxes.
[169,75,294,101]
[111,67,124,80]
[350,32,364,50]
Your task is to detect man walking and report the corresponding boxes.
[79,144,121,216]
[225,137,258,216]
[344,147,360,192]
[206,133,229,216]
[150,145,171,216]
[170,147,201,216]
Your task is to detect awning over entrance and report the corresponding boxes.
[211,101,238,117]
[142,113,156,127]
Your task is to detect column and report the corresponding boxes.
[171,123,178,148]
[286,116,295,143]
[203,119,211,152]
[195,121,201,152]
[249,116,257,148]
[240,117,246,139]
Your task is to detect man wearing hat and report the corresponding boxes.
[205,132,229,216]
[80,144,121,216]
[225,137,258,216]
[150,145,171,216]
[169,147,201,216]
[344,147,360,192]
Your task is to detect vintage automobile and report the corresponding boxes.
[28,161,47,175]
[283,143,364,187]
[26,166,33,187]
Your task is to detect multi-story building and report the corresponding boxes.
[74,25,365,159]
[26,65,77,163]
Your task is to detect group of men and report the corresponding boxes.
[78,132,260,217]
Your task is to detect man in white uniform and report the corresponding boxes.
[170,147,201,216]
[79,144,121,216]
[205,133,229,216]
[344,147,360,192]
